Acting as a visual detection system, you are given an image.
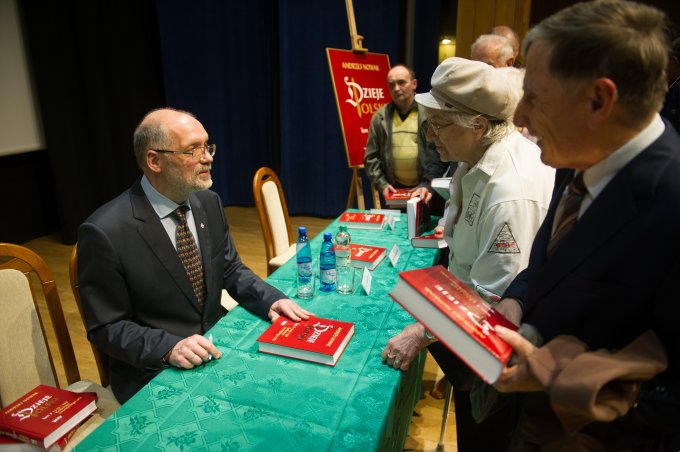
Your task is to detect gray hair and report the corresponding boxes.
[522,0,668,119]
[472,34,514,65]
[132,108,195,168]
[444,111,515,150]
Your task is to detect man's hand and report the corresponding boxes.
[166,334,221,369]
[410,186,432,203]
[268,298,312,322]
[382,184,396,198]
[494,297,522,327]
[434,225,445,239]
[493,325,543,393]
[381,323,432,371]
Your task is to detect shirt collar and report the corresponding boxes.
[140,175,191,219]
[583,114,664,199]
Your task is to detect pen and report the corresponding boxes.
[208,334,213,361]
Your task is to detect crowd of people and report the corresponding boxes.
[76,0,680,450]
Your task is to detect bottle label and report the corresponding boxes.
[298,262,313,277]
[320,269,337,284]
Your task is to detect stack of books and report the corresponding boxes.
[0,385,98,451]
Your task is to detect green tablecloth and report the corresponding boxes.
[74,212,438,451]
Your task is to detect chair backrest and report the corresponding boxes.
[253,167,294,275]
[69,244,110,387]
[0,243,80,406]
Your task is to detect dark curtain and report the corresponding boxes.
[19,1,166,244]
[156,0,281,208]
[157,0,402,217]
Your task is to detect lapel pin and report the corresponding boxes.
[200,223,205,229]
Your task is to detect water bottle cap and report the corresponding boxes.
[298,226,307,235]
[324,232,332,240]
[339,225,348,232]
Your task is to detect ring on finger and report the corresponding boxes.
[393,359,402,367]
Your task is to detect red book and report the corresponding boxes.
[338,211,385,230]
[406,197,431,238]
[350,243,386,270]
[257,316,355,366]
[384,189,412,207]
[0,429,77,451]
[0,385,97,450]
[411,233,447,249]
[389,265,517,383]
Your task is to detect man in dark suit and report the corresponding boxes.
[78,108,310,403]
[487,1,680,450]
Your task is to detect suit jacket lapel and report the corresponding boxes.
[130,182,202,314]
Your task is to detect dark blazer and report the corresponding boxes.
[78,180,285,402]
[503,122,680,445]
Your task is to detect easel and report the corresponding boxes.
[344,0,381,210]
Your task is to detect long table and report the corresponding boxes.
[74,212,439,451]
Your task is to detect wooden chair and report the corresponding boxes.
[0,243,119,440]
[69,244,110,388]
[253,167,296,275]
[0,243,80,405]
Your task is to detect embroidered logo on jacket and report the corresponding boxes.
[465,194,480,225]
[488,223,520,254]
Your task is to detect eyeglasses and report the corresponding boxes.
[154,143,216,159]
[429,121,454,136]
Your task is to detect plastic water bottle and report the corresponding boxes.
[335,225,354,294]
[296,226,314,299]
[319,232,336,292]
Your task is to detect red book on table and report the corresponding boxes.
[0,385,97,450]
[389,265,517,383]
[350,243,386,270]
[338,211,385,230]
[257,316,355,366]
[384,189,412,207]
[411,233,447,249]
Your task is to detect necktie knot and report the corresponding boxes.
[174,205,189,223]
[547,171,587,256]
[568,172,587,197]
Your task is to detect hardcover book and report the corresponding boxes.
[0,429,76,451]
[411,232,447,249]
[383,189,412,208]
[257,316,355,366]
[406,197,431,239]
[0,385,97,450]
[338,212,385,230]
[350,243,386,270]
[389,265,517,383]
[430,177,451,200]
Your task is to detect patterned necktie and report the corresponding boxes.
[173,206,206,308]
[547,172,587,256]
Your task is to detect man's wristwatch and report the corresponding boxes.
[423,329,436,343]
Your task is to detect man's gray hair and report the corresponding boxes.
[472,34,514,65]
[522,0,668,119]
[132,108,195,169]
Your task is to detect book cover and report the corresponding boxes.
[411,233,447,249]
[0,428,77,451]
[0,385,97,449]
[338,212,385,230]
[350,243,386,270]
[389,265,517,383]
[257,316,355,366]
[430,177,451,200]
[384,189,412,207]
[406,198,431,239]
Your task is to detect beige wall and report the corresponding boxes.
[455,0,531,60]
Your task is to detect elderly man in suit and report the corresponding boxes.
[78,108,310,403]
[490,1,680,450]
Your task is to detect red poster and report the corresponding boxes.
[327,49,391,168]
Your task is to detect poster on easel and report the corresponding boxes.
[326,49,391,168]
